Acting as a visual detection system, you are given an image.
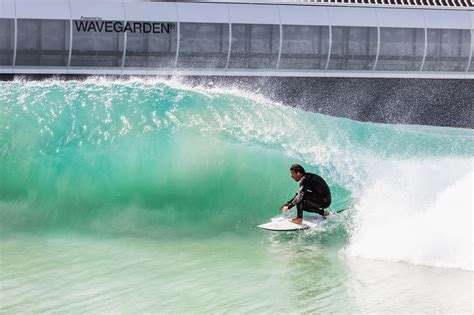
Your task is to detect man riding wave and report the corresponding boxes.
[281,164,332,224]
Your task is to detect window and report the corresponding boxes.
[423,28,470,72]
[16,19,70,66]
[228,24,280,69]
[125,21,177,68]
[71,20,124,67]
[376,28,425,71]
[469,30,474,73]
[0,19,14,66]
[178,23,229,69]
[327,26,377,71]
[279,25,329,70]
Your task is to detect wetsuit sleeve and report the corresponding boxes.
[286,185,305,209]
[284,193,297,208]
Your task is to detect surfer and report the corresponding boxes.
[281,164,331,224]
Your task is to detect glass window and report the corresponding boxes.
[71,20,124,67]
[228,24,280,69]
[376,27,425,71]
[177,23,229,69]
[469,30,474,72]
[327,26,377,71]
[279,25,329,70]
[423,28,470,72]
[125,21,177,68]
[0,19,14,66]
[16,19,70,66]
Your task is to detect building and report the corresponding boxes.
[0,0,472,78]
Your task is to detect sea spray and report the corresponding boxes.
[346,158,473,271]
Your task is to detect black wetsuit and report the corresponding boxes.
[284,172,331,219]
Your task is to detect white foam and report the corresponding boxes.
[346,158,473,271]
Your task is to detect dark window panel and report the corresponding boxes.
[279,25,329,70]
[376,27,425,71]
[0,19,14,66]
[228,24,280,69]
[16,19,70,67]
[327,26,377,71]
[178,23,229,69]
[423,28,470,72]
[124,20,177,68]
[71,20,124,67]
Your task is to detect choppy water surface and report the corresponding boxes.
[1,78,472,313]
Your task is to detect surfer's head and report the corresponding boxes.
[290,164,305,182]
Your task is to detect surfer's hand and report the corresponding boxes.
[281,205,289,212]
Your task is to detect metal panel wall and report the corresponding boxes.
[278,5,329,26]
[123,1,177,22]
[0,0,16,19]
[376,8,425,29]
[70,0,124,21]
[15,0,70,20]
[228,4,279,25]
[177,3,229,24]
[329,7,378,27]
[423,10,471,30]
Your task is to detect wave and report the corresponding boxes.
[0,77,472,269]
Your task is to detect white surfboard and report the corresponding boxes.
[257,215,329,232]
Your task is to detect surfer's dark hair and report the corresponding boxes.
[290,164,305,174]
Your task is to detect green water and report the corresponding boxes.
[0,78,472,313]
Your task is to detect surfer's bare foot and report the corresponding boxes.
[289,218,303,224]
